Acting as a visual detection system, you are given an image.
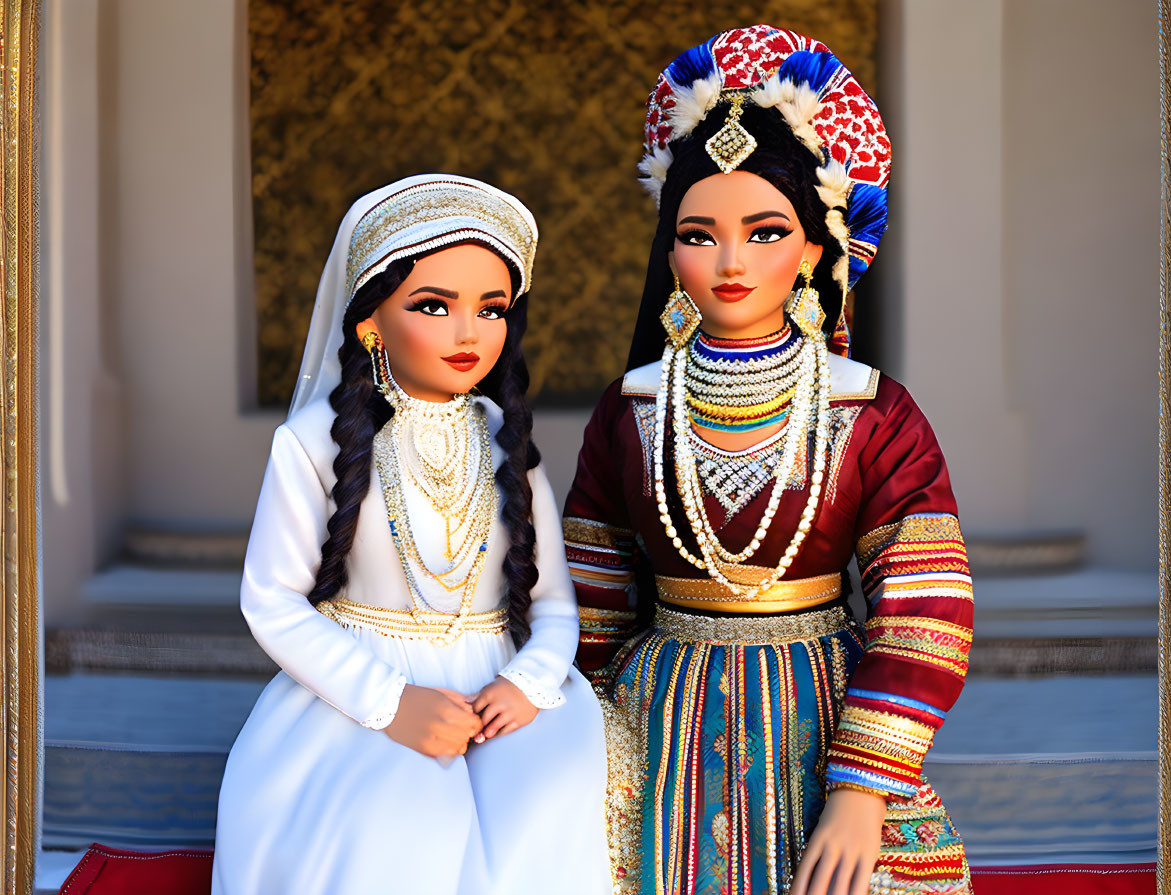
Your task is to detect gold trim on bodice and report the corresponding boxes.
[655,569,842,614]
[317,597,508,642]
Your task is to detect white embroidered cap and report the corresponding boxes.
[345,175,538,305]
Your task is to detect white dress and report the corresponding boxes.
[212,396,610,895]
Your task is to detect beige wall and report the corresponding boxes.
[102,0,280,527]
[882,0,1157,569]
[1002,0,1158,569]
[42,0,115,624]
[40,0,1160,623]
[42,0,280,625]
[882,0,1031,530]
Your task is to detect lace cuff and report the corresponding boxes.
[498,666,566,709]
[358,675,408,730]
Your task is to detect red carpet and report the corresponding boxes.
[58,845,212,895]
[57,846,1156,894]
[971,863,1156,895]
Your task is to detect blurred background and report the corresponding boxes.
[34,0,1159,889]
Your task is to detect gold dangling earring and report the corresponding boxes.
[785,259,825,338]
[660,269,702,348]
[360,330,393,396]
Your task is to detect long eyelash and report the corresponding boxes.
[676,228,714,243]
[480,303,509,317]
[751,226,793,241]
[406,297,446,313]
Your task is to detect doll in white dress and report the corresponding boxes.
[212,175,610,895]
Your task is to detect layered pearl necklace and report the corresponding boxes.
[372,377,497,640]
[653,322,832,599]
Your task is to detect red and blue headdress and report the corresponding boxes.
[639,25,891,354]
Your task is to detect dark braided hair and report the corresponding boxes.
[476,293,541,645]
[305,261,407,608]
[306,248,541,648]
[627,101,845,371]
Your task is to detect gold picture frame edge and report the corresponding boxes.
[1,0,40,892]
[1160,0,1170,891]
[0,2,1163,892]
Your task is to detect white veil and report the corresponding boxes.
[286,174,538,419]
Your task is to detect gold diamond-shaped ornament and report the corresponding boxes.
[705,94,757,174]
[660,287,701,348]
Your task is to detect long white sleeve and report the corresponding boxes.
[241,423,408,729]
[497,463,580,709]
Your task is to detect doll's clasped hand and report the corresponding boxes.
[791,787,886,895]
[469,676,539,742]
[381,684,483,758]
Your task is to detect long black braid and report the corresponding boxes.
[305,262,406,608]
[476,294,541,646]
[306,252,541,648]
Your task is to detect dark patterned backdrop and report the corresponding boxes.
[250,1,877,406]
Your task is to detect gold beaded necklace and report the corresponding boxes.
[371,378,498,643]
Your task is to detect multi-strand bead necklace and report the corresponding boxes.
[685,328,803,432]
[372,379,497,642]
[653,321,832,599]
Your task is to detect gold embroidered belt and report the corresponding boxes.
[654,604,853,645]
[316,597,508,643]
[655,570,842,614]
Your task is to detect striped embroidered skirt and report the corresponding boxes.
[601,604,970,895]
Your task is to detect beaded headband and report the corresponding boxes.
[639,25,891,353]
[344,176,538,305]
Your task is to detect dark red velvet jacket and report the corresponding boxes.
[563,358,973,797]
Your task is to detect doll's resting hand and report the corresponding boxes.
[382,685,483,758]
[791,787,886,895]
[470,676,539,741]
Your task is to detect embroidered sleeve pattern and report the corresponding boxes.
[826,513,973,799]
[565,381,643,679]
[564,516,638,676]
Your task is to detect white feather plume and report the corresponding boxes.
[831,250,850,296]
[816,160,851,214]
[666,72,722,138]
[750,71,788,109]
[824,207,849,244]
[637,145,674,207]
[752,75,823,158]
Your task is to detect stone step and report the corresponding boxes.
[81,565,242,608]
[929,674,1156,863]
[44,674,263,849]
[41,673,1157,861]
[971,568,1157,639]
[965,531,1084,576]
[45,605,275,676]
[122,528,248,568]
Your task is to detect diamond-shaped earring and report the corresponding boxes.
[785,259,825,338]
[660,271,701,348]
[705,93,758,174]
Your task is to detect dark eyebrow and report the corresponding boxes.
[408,286,457,299]
[742,211,791,224]
[480,290,508,301]
[678,215,716,227]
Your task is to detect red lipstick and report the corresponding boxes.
[442,352,480,372]
[711,283,756,302]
